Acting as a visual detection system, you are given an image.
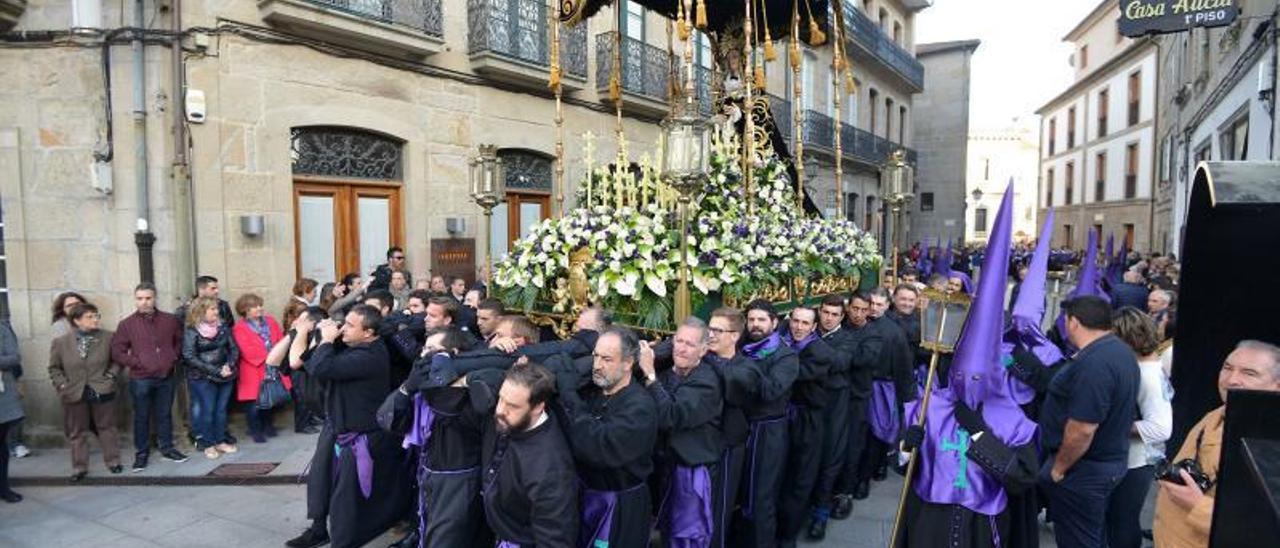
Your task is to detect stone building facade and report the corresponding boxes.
[909,39,978,247]
[0,0,931,435]
[1153,0,1279,256]
[1036,0,1158,253]
[966,120,1040,244]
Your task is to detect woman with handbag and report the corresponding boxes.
[47,303,122,481]
[232,294,291,444]
[183,296,240,459]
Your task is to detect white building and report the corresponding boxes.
[1036,0,1158,252]
[966,120,1040,244]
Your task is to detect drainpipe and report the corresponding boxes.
[132,0,155,284]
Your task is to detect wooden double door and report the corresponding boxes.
[293,181,403,282]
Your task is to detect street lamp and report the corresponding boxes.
[969,187,984,243]
[660,110,712,324]
[469,144,505,284]
[880,149,915,285]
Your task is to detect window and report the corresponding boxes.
[1125,142,1139,198]
[1124,224,1135,249]
[865,195,876,233]
[1080,45,1088,69]
[878,8,889,30]
[862,0,872,15]
[847,86,859,124]
[893,21,903,45]
[621,0,645,40]
[1128,71,1141,126]
[1045,167,1055,208]
[291,126,406,281]
[1065,161,1075,204]
[1094,224,1103,240]
[1067,107,1076,149]
[1048,117,1057,155]
[1195,139,1212,163]
[885,97,895,141]
[869,88,879,134]
[1064,224,1074,248]
[974,207,988,233]
[1220,115,1249,161]
[1159,134,1171,182]
[1097,88,1109,137]
[899,106,907,143]
[695,33,712,68]
[825,67,835,117]
[802,52,816,111]
[846,192,859,222]
[1095,152,1106,202]
[920,192,934,212]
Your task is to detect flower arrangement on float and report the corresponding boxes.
[492,129,880,329]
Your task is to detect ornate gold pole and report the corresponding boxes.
[742,0,756,213]
[831,5,846,219]
[611,1,624,151]
[550,2,565,217]
[790,1,805,211]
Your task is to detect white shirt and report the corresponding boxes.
[1129,358,1173,469]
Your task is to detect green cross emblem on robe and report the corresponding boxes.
[940,427,971,489]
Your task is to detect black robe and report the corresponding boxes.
[557,366,658,548]
[421,330,600,385]
[303,341,411,548]
[814,326,856,508]
[896,433,1040,548]
[649,362,724,546]
[777,337,838,541]
[416,382,493,547]
[837,320,886,495]
[480,401,580,548]
[705,352,761,548]
[731,341,799,548]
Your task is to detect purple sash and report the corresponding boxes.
[334,432,373,499]
[658,465,713,548]
[403,393,436,449]
[868,379,900,444]
[580,482,644,548]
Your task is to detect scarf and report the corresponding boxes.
[782,330,818,352]
[248,318,272,351]
[196,321,219,339]
[742,331,781,360]
[75,329,99,359]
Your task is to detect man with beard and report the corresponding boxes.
[555,326,658,548]
[287,305,410,548]
[776,306,839,547]
[398,327,492,548]
[731,300,799,548]
[639,318,723,548]
[704,307,761,547]
[807,295,856,540]
[477,361,579,547]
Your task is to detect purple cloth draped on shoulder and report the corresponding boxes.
[660,465,714,548]
[742,331,781,359]
[904,387,1037,516]
[581,486,619,548]
[781,330,817,352]
[334,432,374,499]
[496,541,520,548]
[868,380,900,444]
[402,393,436,449]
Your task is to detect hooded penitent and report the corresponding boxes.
[1001,210,1064,404]
[905,183,1038,516]
[1055,228,1108,353]
[934,240,952,281]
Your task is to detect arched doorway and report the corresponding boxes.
[291,126,405,282]
[489,149,553,261]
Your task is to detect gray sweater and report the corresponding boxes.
[0,321,25,423]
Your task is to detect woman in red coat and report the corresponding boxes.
[232,293,291,443]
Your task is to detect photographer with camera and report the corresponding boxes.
[1153,339,1280,548]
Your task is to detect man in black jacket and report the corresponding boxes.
[287,305,410,548]
[776,306,838,547]
[639,318,724,548]
[367,247,410,293]
[704,307,760,548]
[807,295,855,539]
[836,292,891,503]
[731,300,799,548]
[555,327,658,548]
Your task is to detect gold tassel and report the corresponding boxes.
[845,72,857,94]
[676,4,689,41]
[695,0,708,29]
[789,41,801,68]
[808,19,826,46]
[754,64,766,91]
[548,66,561,90]
[609,74,621,104]
[764,31,777,62]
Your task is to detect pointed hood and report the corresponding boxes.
[934,240,952,279]
[949,184,1014,408]
[917,241,932,279]
[1054,228,1108,353]
[1003,210,1065,404]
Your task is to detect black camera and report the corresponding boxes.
[1154,457,1215,492]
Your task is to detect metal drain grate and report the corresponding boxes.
[207,462,279,477]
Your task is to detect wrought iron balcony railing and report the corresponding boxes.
[305,0,443,37]
[596,32,671,106]
[468,0,587,79]
[769,95,792,142]
[803,110,836,152]
[842,3,924,91]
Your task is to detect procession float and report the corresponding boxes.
[480,0,897,334]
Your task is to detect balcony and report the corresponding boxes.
[842,2,924,92]
[802,110,836,153]
[596,32,671,118]
[0,0,25,32]
[769,95,792,142]
[468,0,588,91]
[260,0,444,58]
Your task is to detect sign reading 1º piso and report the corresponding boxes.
[1118,0,1239,37]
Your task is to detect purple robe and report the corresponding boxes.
[580,486,619,548]
[659,465,713,548]
[904,387,1038,516]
